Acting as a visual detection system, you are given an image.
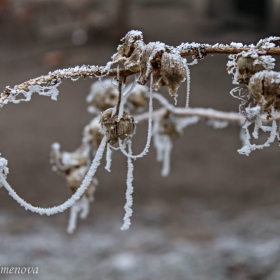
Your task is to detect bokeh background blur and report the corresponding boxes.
[1,0,280,279]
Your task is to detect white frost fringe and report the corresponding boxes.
[0,137,107,216]
[238,109,278,156]
[118,74,153,159]
[121,140,134,230]
[67,195,90,234]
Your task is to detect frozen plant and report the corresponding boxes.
[1,31,280,232]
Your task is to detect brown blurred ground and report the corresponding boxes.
[1,1,280,280]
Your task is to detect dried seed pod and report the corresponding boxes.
[100,108,135,145]
[160,52,187,96]
[248,70,280,112]
[126,84,148,110]
[86,80,118,114]
[236,57,266,84]
[111,30,145,72]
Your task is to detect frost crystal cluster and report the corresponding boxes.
[0,31,280,232]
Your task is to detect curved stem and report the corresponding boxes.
[0,137,107,216]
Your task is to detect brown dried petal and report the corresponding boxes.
[111,30,144,72]
[137,42,166,87]
[160,52,187,96]
[249,70,280,112]
[124,40,145,72]
[138,42,158,85]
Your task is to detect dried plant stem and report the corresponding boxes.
[115,79,123,117]
[0,67,133,106]
[134,107,280,124]
[180,46,280,57]
[2,43,280,106]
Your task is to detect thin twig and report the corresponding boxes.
[180,46,280,57]
[2,42,280,106]
[134,107,280,124]
[115,79,123,117]
[0,66,133,106]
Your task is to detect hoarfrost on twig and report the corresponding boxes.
[238,109,278,156]
[0,137,107,215]
[185,60,191,108]
[119,74,153,159]
[121,140,134,230]
[67,196,90,234]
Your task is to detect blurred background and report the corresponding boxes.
[1,0,280,279]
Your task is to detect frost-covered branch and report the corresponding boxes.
[180,44,280,57]
[2,30,280,233]
[0,66,133,107]
[2,36,280,107]
[134,106,280,124]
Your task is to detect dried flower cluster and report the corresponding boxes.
[112,31,188,98]
[228,37,280,155]
[0,31,280,233]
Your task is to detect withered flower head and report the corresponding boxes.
[137,42,165,86]
[100,108,135,145]
[138,42,187,96]
[236,56,266,84]
[86,80,118,113]
[249,70,280,112]
[160,52,187,96]
[111,30,145,72]
[50,144,95,197]
[127,84,148,110]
